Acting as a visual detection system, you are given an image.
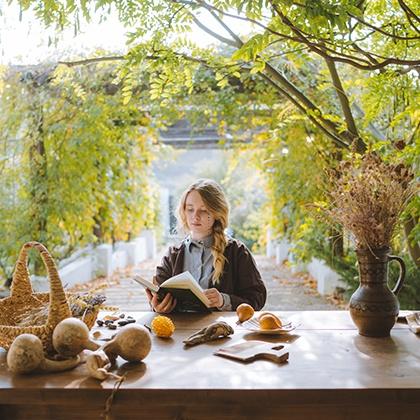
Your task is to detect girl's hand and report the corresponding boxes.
[146,289,177,313]
[204,288,224,308]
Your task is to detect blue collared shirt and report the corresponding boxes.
[182,235,232,310]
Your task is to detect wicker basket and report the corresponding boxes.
[0,242,73,353]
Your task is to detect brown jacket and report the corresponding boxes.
[155,238,267,310]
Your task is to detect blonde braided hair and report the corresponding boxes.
[177,179,229,284]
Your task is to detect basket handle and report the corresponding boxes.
[11,241,71,323]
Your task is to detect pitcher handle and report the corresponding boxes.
[388,255,406,295]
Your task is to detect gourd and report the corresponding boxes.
[259,313,283,330]
[7,334,80,374]
[84,325,151,381]
[52,317,99,357]
[102,325,152,363]
[236,303,254,322]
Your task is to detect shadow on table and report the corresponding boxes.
[353,334,400,357]
[242,332,300,344]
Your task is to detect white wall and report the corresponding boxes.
[30,231,157,292]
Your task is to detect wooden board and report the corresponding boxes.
[214,340,289,363]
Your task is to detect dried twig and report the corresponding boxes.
[323,151,416,250]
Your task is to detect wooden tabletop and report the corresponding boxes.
[1,310,419,420]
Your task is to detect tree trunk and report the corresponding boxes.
[93,215,104,241]
[28,87,48,274]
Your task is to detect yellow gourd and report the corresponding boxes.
[259,314,283,330]
[151,315,175,338]
[236,303,254,323]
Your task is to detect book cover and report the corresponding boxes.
[132,271,211,313]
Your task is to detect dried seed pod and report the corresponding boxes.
[93,331,102,339]
[118,319,136,327]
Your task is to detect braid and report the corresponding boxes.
[211,220,227,284]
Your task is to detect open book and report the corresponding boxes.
[132,271,211,312]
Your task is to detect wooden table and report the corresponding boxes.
[1,311,419,419]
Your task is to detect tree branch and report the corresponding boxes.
[58,56,126,67]
[270,2,420,71]
[175,0,301,43]
[57,55,347,149]
[398,0,420,33]
[54,1,367,150]
[291,0,419,36]
[263,62,359,147]
[58,51,209,68]
[179,0,419,71]
[170,1,353,148]
[259,72,349,149]
[188,12,238,47]
[206,6,243,46]
[408,120,420,144]
[171,0,241,47]
[349,13,420,40]
[267,46,308,59]
[399,0,420,23]
[351,42,379,66]
[283,22,389,67]
[324,56,365,152]
[174,0,361,148]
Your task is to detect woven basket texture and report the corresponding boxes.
[0,242,97,353]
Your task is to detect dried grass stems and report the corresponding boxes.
[15,293,106,327]
[325,152,416,251]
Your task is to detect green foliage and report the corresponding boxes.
[5,0,420,296]
[291,216,360,292]
[221,151,267,252]
[394,256,420,310]
[253,118,332,240]
[0,63,159,278]
[11,1,419,141]
[289,217,420,310]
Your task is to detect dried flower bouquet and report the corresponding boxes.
[325,152,415,251]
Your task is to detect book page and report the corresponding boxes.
[162,271,210,306]
[132,276,159,293]
[161,271,197,286]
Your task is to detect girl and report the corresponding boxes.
[146,179,266,313]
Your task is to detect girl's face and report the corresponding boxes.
[185,190,215,240]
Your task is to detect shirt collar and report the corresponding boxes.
[184,234,214,251]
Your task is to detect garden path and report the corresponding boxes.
[71,253,342,312]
